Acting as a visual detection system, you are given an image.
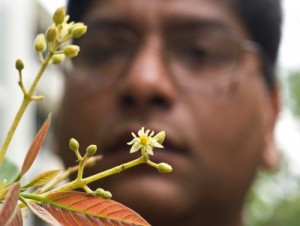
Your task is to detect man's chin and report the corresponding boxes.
[94,171,185,217]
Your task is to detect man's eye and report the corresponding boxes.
[82,43,131,65]
[88,46,122,60]
[183,46,210,60]
[176,45,214,67]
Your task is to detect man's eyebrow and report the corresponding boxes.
[85,18,133,32]
[165,17,233,34]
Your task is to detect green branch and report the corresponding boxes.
[0,54,53,165]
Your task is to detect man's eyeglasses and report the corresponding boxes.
[67,29,260,95]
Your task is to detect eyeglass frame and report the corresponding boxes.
[64,28,262,95]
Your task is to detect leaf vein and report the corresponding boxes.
[96,203,120,215]
[69,209,81,226]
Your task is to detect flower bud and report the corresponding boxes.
[86,145,97,156]
[45,26,58,42]
[71,23,87,38]
[52,54,65,64]
[95,188,111,199]
[103,191,112,199]
[95,188,105,197]
[157,162,173,173]
[153,131,165,145]
[15,59,24,70]
[53,6,66,25]
[69,138,79,151]
[34,34,47,52]
[63,45,80,58]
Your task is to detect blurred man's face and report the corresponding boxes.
[56,0,279,225]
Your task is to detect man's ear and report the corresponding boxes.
[262,133,280,170]
[261,85,281,171]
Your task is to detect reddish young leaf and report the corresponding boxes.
[0,183,23,226]
[42,191,150,226]
[20,114,51,177]
[4,207,22,226]
[27,201,61,226]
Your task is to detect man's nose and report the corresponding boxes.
[117,39,176,112]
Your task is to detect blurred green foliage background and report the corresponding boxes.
[245,71,300,226]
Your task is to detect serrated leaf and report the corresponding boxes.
[23,169,61,189]
[27,201,61,226]
[42,191,150,226]
[0,157,19,184]
[20,114,51,177]
[0,183,23,226]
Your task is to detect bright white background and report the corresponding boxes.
[279,0,300,70]
[276,0,300,175]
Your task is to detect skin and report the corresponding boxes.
[55,0,280,225]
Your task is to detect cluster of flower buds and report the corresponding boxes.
[69,138,98,160]
[68,138,112,199]
[33,6,87,64]
[95,188,112,199]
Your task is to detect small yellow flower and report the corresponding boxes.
[127,127,165,156]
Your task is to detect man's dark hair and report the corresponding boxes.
[67,0,282,87]
[234,0,282,87]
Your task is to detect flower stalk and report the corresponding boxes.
[41,128,172,198]
[0,49,53,165]
[0,6,87,165]
[0,7,173,225]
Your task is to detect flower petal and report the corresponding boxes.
[145,145,154,155]
[145,129,150,136]
[150,139,164,148]
[127,137,138,145]
[150,131,155,137]
[138,127,145,137]
[130,142,142,153]
[153,131,165,144]
[131,132,137,138]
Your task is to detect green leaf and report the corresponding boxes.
[23,169,61,189]
[0,157,19,183]
[42,191,150,226]
[288,71,300,117]
[0,183,23,226]
[19,114,51,177]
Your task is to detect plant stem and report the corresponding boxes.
[43,156,147,196]
[77,156,86,180]
[0,53,53,165]
[21,192,46,203]
[34,155,103,194]
[82,156,146,185]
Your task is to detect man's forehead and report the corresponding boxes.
[84,0,244,36]
[85,0,232,20]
